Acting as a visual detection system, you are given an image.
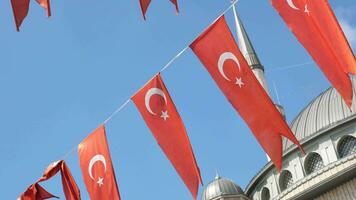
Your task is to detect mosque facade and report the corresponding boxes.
[201,12,356,200]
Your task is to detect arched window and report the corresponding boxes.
[338,136,356,158]
[279,170,293,191]
[305,153,324,175]
[261,187,270,200]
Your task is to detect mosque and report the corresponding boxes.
[201,11,356,200]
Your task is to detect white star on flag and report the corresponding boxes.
[304,5,310,15]
[235,77,244,88]
[160,110,169,121]
[97,177,104,187]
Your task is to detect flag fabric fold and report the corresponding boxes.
[139,0,179,20]
[132,73,202,199]
[18,184,58,200]
[18,160,80,200]
[78,125,121,200]
[190,16,303,170]
[271,0,356,108]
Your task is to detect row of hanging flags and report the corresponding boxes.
[10,0,178,31]
[18,0,356,199]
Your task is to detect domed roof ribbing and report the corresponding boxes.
[202,174,244,200]
[284,76,356,152]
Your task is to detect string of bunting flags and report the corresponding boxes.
[17,0,356,199]
[10,0,179,31]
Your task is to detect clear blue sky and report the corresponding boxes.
[0,0,355,199]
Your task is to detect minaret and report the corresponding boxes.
[231,4,286,120]
[232,6,270,94]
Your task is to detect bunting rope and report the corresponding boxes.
[102,1,240,124]
[103,99,131,125]
[61,0,240,161]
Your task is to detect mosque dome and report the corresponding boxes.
[231,8,356,200]
[245,77,356,199]
[283,76,356,152]
[202,174,249,200]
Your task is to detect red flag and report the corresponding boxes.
[190,16,303,170]
[11,0,30,31]
[18,160,80,200]
[170,0,179,13]
[271,0,356,107]
[139,0,179,20]
[78,125,121,200]
[139,0,151,20]
[18,184,57,200]
[36,0,51,17]
[132,74,202,199]
[11,0,51,31]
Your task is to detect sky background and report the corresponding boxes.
[0,0,355,199]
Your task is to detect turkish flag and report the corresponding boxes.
[139,0,179,20]
[11,0,30,31]
[18,160,80,200]
[190,16,303,170]
[78,125,121,200]
[271,0,356,108]
[132,74,202,199]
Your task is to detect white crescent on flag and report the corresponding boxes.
[88,154,107,181]
[287,0,300,10]
[144,88,168,115]
[218,52,242,81]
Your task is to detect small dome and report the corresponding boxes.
[202,174,244,200]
